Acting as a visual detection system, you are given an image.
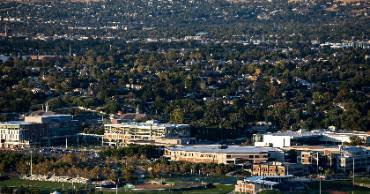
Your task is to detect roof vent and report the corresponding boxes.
[219,144,228,149]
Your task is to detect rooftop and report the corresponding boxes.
[27,111,72,118]
[243,175,294,186]
[265,130,322,138]
[166,145,282,154]
[264,130,369,138]
[105,120,189,128]
[0,121,34,125]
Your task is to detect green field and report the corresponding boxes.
[0,178,86,193]
[0,178,233,194]
[303,180,370,194]
[245,180,370,194]
[356,177,370,185]
[101,184,234,194]
[2,178,369,194]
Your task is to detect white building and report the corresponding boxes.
[104,120,193,146]
[254,134,291,148]
[0,121,35,149]
[254,130,370,148]
[164,145,284,164]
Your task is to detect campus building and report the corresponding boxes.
[253,130,370,148]
[0,121,40,149]
[164,145,284,164]
[252,161,306,176]
[0,110,79,149]
[235,180,261,194]
[235,175,295,194]
[336,146,370,173]
[104,120,193,146]
[283,145,370,173]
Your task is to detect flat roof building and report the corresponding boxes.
[254,130,370,148]
[252,161,307,177]
[235,175,294,194]
[104,120,193,146]
[0,121,40,149]
[336,146,370,173]
[0,110,79,149]
[283,145,370,174]
[164,145,284,164]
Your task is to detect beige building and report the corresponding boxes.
[252,163,286,177]
[235,175,294,194]
[235,180,261,194]
[164,145,284,164]
[252,161,306,176]
[104,120,193,146]
[282,146,340,166]
[0,121,36,149]
[284,145,370,173]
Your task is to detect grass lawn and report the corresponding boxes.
[356,177,370,185]
[0,178,86,193]
[305,180,370,194]
[101,184,234,194]
[258,190,283,194]
[0,178,233,194]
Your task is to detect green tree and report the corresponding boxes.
[170,108,184,124]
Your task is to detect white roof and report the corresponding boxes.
[167,145,282,154]
[105,121,189,129]
[0,121,34,125]
[243,175,294,186]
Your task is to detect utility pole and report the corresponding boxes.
[319,176,322,194]
[352,156,355,187]
[65,137,68,149]
[316,152,319,174]
[30,149,33,177]
[287,165,289,175]
[116,178,119,194]
[69,43,72,57]
[4,25,7,37]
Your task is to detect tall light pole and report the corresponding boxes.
[319,175,325,194]
[316,152,319,174]
[116,178,119,194]
[352,156,355,187]
[65,137,68,149]
[30,149,33,177]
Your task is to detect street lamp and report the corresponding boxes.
[116,178,120,194]
[352,156,355,187]
[319,175,325,194]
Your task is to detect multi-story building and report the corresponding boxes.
[0,121,39,149]
[235,180,261,194]
[235,175,295,194]
[164,145,284,164]
[104,120,193,146]
[24,111,79,145]
[0,110,79,149]
[254,130,370,148]
[285,146,340,172]
[252,161,306,176]
[284,145,370,173]
[253,131,322,148]
[336,146,370,173]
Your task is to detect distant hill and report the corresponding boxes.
[3,0,105,2]
[287,0,367,3]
